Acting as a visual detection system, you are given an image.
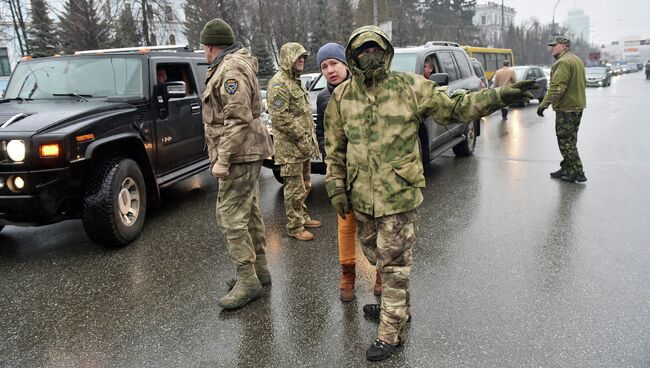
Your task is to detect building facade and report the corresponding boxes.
[565,8,590,45]
[472,1,516,48]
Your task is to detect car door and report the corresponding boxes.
[525,68,546,100]
[421,52,451,150]
[153,61,205,173]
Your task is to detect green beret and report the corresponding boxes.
[200,18,235,46]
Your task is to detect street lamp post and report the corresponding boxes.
[552,0,562,36]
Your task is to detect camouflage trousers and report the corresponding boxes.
[216,161,267,267]
[355,209,419,345]
[281,159,313,234]
[555,111,584,176]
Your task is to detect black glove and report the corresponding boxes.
[500,80,539,105]
[330,192,349,219]
[537,106,547,117]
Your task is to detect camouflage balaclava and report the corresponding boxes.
[346,26,392,85]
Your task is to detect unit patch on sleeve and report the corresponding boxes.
[224,79,239,94]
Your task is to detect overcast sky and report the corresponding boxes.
[502,0,650,46]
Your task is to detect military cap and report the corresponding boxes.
[200,18,235,46]
[547,37,570,47]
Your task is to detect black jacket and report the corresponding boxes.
[315,72,351,158]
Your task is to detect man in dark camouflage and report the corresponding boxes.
[324,25,538,361]
[201,18,274,310]
[538,37,587,183]
[267,43,322,241]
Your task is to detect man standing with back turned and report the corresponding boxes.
[201,18,274,310]
[325,25,538,361]
[538,36,587,183]
[493,59,516,119]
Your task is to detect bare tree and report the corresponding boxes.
[4,0,30,54]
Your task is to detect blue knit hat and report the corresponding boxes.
[316,43,347,69]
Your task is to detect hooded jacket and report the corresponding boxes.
[202,46,273,167]
[324,26,505,217]
[316,71,351,158]
[266,43,319,164]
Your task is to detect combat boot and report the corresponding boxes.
[304,219,322,228]
[362,304,412,323]
[226,254,272,290]
[374,270,382,296]
[218,264,262,310]
[339,265,356,302]
[550,169,564,178]
[560,172,587,183]
[288,229,314,241]
[366,338,402,361]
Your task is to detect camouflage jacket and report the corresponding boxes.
[540,50,586,111]
[202,45,273,167]
[324,26,505,217]
[267,43,319,164]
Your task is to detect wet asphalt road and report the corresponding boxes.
[1,73,649,368]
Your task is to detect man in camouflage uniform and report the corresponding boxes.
[267,43,321,241]
[324,26,538,361]
[538,37,587,183]
[200,18,274,310]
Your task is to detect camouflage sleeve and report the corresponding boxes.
[217,68,254,166]
[414,77,504,124]
[323,89,347,198]
[540,62,569,108]
[267,83,310,153]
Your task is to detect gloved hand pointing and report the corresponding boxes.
[500,80,539,105]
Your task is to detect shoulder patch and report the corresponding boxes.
[272,96,286,109]
[224,79,238,94]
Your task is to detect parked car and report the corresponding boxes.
[585,66,611,87]
[492,65,547,103]
[0,76,8,98]
[299,72,321,89]
[0,45,210,246]
[469,58,489,89]
[263,41,485,183]
[542,67,551,83]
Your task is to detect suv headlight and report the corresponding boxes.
[6,140,26,162]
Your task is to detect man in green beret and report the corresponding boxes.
[538,36,587,183]
[200,18,274,310]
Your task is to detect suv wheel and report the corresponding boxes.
[418,135,430,173]
[452,120,477,157]
[82,157,147,247]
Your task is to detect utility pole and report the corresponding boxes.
[373,0,378,26]
[552,0,562,36]
[501,0,505,48]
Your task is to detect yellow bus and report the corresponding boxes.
[462,46,515,80]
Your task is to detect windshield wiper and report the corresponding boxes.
[52,93,93,102]
[0,97,32,103]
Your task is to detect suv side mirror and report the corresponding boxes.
[166,81,186,98]
[429,73,449,86]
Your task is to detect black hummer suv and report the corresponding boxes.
[264,41,484,183]
[0,45,210,246]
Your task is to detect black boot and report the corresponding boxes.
[366,338,401,361]
[560,172,587,183]
[550,169,564,178]
[362,304,412,323]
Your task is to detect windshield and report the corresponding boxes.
[391,53,417,73]
[311,74,326,91]
[4,57,144,99]
[586,67,606,75]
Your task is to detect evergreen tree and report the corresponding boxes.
[183,0,248,49]
[29,0,58,57]
[112,5,141,48]
[305,0,331,72]
[58,0,110,54]
[252,28,276,80]
[335,0,354,45]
